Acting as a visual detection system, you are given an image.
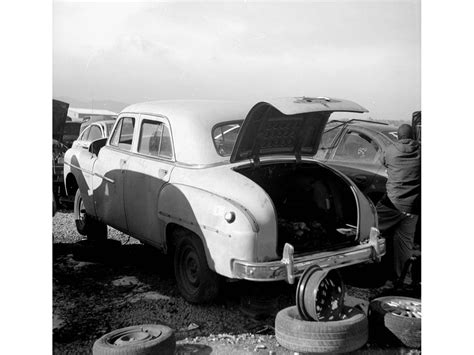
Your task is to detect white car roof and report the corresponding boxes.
[120,100,250,166]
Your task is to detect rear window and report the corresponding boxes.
[212,122,242,156]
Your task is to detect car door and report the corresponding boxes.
[92,115,137,232]
[325,129,385,199]
[123,115,175,245]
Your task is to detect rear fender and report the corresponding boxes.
[158,183,258,278]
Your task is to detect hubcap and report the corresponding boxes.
[108,328,161,346]
[184,249,200,286]
[381,298,422,318]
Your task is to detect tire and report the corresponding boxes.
[275,306,368,353]
[173,230,219,303]
[74,189,107,240]
[92,324,175,355]
[368,296,421,348]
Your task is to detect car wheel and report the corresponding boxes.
[296,266,345,321]
[368,296,421,348]
[74,189,107,241]
[173,230,219,303]
[92,324,175,355]
[275,306,368,353]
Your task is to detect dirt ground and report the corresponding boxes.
[53,210,421,354]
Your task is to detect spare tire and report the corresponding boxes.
[368,296,421,348]
[92,324,175,355]
[275,306,368,353]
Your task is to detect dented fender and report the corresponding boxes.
[157,183,258,278]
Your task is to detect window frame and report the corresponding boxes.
[87,124,103,142]
[211,120,243,157]
[78,126,91,141]
[108,116,136,152]
[136,114,175,162]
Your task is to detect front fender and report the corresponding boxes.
[158,183,258,278]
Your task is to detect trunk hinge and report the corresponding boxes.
[295,152,302,164]
[252,155,260,167]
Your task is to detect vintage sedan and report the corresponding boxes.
[64,97,386,303]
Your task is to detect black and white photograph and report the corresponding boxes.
[7,0,474,353]
[50,1,424,354]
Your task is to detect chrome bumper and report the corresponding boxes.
[231,227,385,284]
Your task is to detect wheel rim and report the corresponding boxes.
[179,244,201,292]
[78,196,86,222]
[381,298,421,318]
[107,327,162,346]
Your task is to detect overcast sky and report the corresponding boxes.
[53,0,420,120]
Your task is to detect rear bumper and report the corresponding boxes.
[231,227,385,284]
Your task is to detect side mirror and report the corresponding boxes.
[89,138,107,156]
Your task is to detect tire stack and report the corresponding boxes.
[275,267,369,353]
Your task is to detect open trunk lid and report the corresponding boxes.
[230,97,367,163]
[53,99,70,142]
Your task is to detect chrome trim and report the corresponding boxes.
[232,228,385,283]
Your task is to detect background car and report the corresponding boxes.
[315,119,398,204]
[72,120,116,150]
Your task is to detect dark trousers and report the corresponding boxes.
[376,197,419,280]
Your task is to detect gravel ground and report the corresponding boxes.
[53,210,421,354]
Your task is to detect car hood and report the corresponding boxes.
[230,97,368,163]
[53,99,70,142]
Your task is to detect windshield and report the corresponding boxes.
[212,121,243,156]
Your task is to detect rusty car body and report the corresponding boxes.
[64,97,386,303]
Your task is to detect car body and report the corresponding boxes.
[315,119,399,204]
[64,97,386,303]
[53,99,70,203]
[79,115,117,135]
[72,120,116,150]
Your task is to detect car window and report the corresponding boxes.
[213,122,242,156]
[138,120,174,159]
[332,131,380,163]
[88,125,102,142]
[160,125,173,159]
[79,127,90,141]
[138,121,163,157]
[110,117,135,151]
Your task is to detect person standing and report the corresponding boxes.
[377,124,421,287]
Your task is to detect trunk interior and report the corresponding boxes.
[235,162,359,256]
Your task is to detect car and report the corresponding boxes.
[79,115,117,135]
[315,119,399,204]
[63,97,386,304]
[72,120,116,150]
